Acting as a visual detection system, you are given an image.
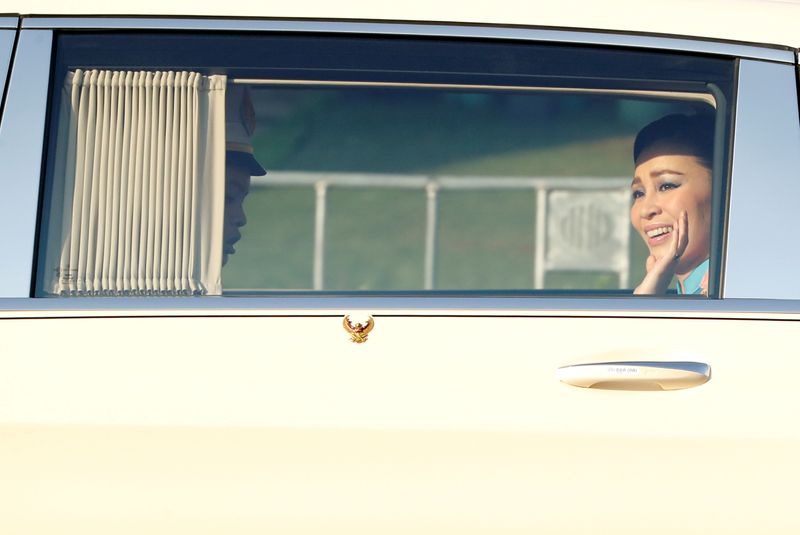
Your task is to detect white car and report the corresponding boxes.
[1,1,799,533]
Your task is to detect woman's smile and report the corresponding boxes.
[643,223,674,244]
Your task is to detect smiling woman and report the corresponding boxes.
[630,113,714,295]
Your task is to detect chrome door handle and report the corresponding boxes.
[557,361,711,391]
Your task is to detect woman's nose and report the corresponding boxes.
[638,198,661,219]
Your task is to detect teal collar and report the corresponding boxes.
[678,258,709,295]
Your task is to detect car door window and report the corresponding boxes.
[35,33,735,297]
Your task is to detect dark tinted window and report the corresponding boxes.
[37,32,734,296]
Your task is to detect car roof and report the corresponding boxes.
[6,0,800,50]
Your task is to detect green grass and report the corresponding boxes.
[222,188,315,289]
[325,189,426,290]
[436,190,535,290]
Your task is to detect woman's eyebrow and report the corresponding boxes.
[630,177,642,188]
[650,168,686,177]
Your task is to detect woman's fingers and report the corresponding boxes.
[665,210,688,263]
[636,253,674,295]
[674,210,689,259]
[645,254,656,273]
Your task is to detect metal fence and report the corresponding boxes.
[251,172,632,290]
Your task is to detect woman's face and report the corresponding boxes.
[630,142,712,275]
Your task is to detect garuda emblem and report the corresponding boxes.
[343,315,374,344]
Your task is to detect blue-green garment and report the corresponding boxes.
[678,258,709,295]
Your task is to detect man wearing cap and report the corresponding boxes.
[223,85,267,265]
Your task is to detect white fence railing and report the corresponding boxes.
[251,172,631,290]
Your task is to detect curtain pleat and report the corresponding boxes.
[44,69,226,296]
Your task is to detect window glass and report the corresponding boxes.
[0,30,15,109]
[36,33,735,297]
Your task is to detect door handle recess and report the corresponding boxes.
[557,361,710,391]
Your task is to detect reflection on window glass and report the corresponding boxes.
[436,190,535,290]
[326,189,425,291]
[222,187,315,290]
[223,88,704,293]
[37,34,734,297]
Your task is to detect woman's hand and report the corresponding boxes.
[633,210,688,295]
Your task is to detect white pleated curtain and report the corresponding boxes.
[43,69,227,296]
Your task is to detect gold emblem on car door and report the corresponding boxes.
[343,315,374,344]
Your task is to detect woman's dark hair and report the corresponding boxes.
[633,113,715,170]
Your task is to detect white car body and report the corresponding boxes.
[1,1,799,533]
[15,0,800,48]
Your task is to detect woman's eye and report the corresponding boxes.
[659,182,679,192]
[631,190,644,200]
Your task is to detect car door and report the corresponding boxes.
[1,18,799,535]
[3,303,800,534]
